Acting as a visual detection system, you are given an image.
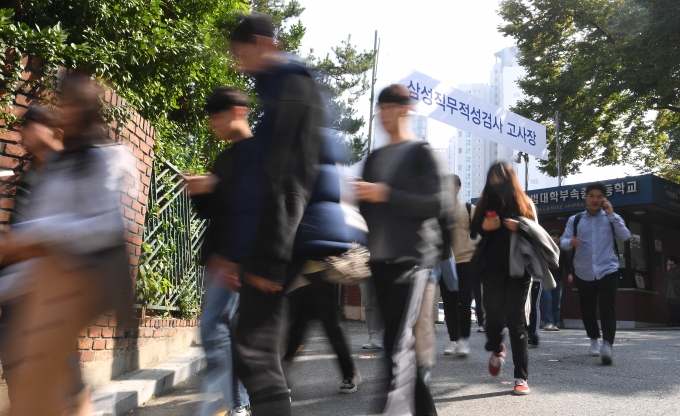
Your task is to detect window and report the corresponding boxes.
[629,220,648,282]
[474,181,482,186]
[465,165,471,172]
[474,164,482,168]
[458,164,462,171]
[465,148,471,154]
[475,139,481,143]
[465,181,471,187]
[465,156,471,163]
[465,173,471,180]
[465,140,471,146]
[475,147,482,151]
[465,190,471,197]
[458,148,462,154]
[474,156,481,160]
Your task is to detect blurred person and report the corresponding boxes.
[663,255,680,326]
[186,87,252,416]
[0,72,133,416]
[228,12,324,416]
[526,278,542,347]
[542,229,575,331]
[356,84,446,415]
[0,106,63,409]
[282,134,365,394]
[360,280,385,349]
[561,182,630,364]
[441,174,480,357]
[469,162,540,395]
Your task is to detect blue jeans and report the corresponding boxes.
[200,281,249,415]
[542,281,563,326]
[360,279,384,339]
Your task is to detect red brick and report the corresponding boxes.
[0,155,20,169]
[88,327,102,338]
[101,328,114,338]
[121,195,132,207]
[124,208,135,221]
[92,339,106,350]
[77,327,88,338]
[14,93,34,107]
[132,200,142,212]
[0,130,21,144]
[94,315,109,326]
[11,106,27,117]
[0,211,11,223]
[105,339,115,350]
[79,351,95,362]
[3,143,27,158]
[77,338,93,350]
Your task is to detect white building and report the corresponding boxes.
[492,46,557,190]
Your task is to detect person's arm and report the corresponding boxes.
[243,73,323,283]
[383,145,443,219]
[560,215,576,251]
[608,213,631,242]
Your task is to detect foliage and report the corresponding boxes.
[307,36,374,165]
[498,0,680,179]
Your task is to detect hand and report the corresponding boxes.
[503,218,519,232]
[567,274,573,284]
[184,174,218,195]
[206,254,241,292]
[569,237,582,248]
[354,181,390,203]
[244,273,283,293]
[482,216,501,232]
[603,199,614,215]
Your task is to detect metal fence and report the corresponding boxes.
[138,160,206,314]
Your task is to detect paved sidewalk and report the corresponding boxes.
[123,321,680,415]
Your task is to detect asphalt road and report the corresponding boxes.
[129,321,680,416]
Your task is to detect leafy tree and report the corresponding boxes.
[498,0,680,180]
[1,0,373,170]
[307,36,374,165]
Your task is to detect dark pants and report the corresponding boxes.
[481,270,531,380]
[283,274,355,379]
[233,261,303,416]
[527,281,542,336]
[577,272,618,345]
[370,262,437,416]
[473,274,485,327]
[668,299,680,326]
[440,262,474,340]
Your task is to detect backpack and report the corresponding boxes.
[573,212,620,258]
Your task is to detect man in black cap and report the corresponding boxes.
[227,12,324,416]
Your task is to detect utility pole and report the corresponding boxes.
[367,30,380,154]
[523,152,529,191]
[556,111,562,186]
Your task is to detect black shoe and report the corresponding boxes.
[528,333,539,347]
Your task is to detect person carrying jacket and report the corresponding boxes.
[227,13,325,416]
[356,84,447,416]
[469,161,538,396]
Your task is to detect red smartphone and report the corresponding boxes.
[486,210,498,219]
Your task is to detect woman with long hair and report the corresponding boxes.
[470,161,535,396]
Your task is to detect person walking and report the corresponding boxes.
[526,278,542,347]
[663,255,680,326]
[227,13,325,416]
[542,229,575,331]
[360,280,385,349]
[356,84,446,415]
[469,161,547,396]
[560,181,631,365]
[441,174,479,357]
[186,87,253,416]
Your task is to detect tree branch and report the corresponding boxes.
[589,20,616,44]
[657,105,680,113]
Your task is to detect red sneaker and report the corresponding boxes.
[513,378,531,395]
[488,343,506,376]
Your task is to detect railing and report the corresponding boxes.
[138,160,206,316]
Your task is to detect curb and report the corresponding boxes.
[91,347,206,416]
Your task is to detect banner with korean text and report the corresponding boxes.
[398,70,548,160]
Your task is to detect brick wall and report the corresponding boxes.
[76,312,199,365]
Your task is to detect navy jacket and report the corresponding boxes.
[293,133,367,258]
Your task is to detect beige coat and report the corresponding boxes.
[451,199,479,263]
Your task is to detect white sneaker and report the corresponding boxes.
[477,325,485,333]
[444,341,457,355]
[230,407,248,416]
[600,341,613,365]
[456,338,470,356]
[362,336,384,349]
[589,339,601,356]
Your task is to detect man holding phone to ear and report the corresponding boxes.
[560,181,630,365]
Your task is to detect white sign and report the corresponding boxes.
[398,70,548,160]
